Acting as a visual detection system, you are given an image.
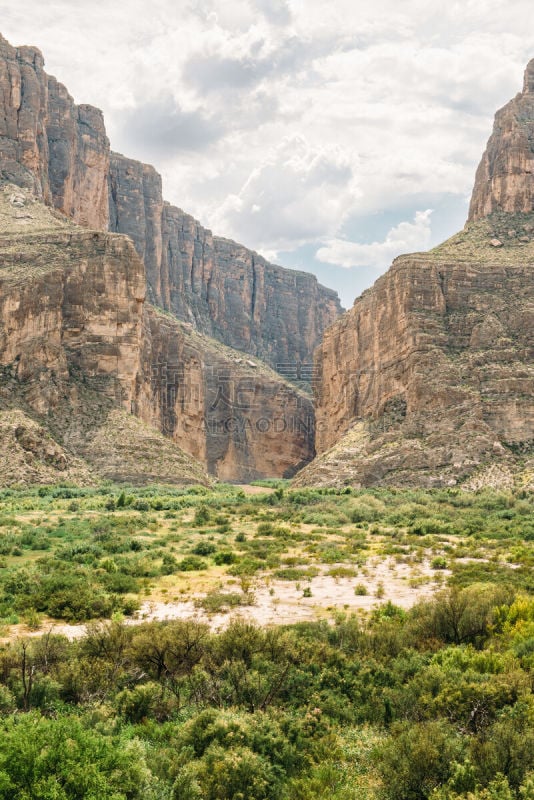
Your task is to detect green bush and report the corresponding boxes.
[378,720,466,800]
[177,556,208,572]
[192,542,217,557]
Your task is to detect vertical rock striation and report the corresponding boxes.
[109,152,341,371]
[0,187,314,483]
[0,33,110,228]
[0,31,333,481]
[297,245,534,488]
[143,308,314,481]
[296,60,534,489]
[469,60,534,221]
[0,33,342,378]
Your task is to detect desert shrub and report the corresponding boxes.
[351,505,381,523]
[177,556,207,572]
[414,585,513,646]
[197,592,251,613]
[0,712,156,799]
[377,720,466,800]
[194,506,211,526]
[161,552,179,574]
[213,551,236,565]
[192,542,217,557]
[116,681,174,722]
[228,558,262,577]
[328,566,358,578]
[470,701,534,790]
[274,567,319,581]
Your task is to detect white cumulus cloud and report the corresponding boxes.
[212,135,361,250]
[316,209,433,269]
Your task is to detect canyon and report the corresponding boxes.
[109,152,341,370]
[0,185,313,485]
[0,31,320,485]
[1,30,533,490]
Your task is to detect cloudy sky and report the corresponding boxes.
[3,1,534,307]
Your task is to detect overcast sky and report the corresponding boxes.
[3,1,534,307]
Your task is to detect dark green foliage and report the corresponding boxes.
[178,556,208,572]
[377,720,466,800]
[0,484,531,799]
[0,713,156,798]
[192,542,217,557]
[213,551,236,565]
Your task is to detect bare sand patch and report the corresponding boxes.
[2,556,447,641]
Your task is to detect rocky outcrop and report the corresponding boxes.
[143,309,314,481]
[109,152,341,373]
[296,212,534,489]
[0,34,110,229]
[0,186,313,483]
[0,191,144,418]
[469,60,534,221]
[0,408,94,488]
[108,153,163,301]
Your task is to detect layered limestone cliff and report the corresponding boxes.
[143,308,314,481]
[0,186,313,484]
[0,33,341,379]
[296,63,534,489]
[0,183,191,485]
[297,225,534,488]
[109,152,341,371]
[0,31,323,483]
[0,34,109,229]
[469,60,534,221]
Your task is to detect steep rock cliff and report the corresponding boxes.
[143,308,314,481]
[0,186,313,484]
[297,61,534,490]
[469,60,534,221]
[0,34,109,229]
[296,211,534,489]
[109,152,341,372]
[0,183,190,485]
[0,33,341,380]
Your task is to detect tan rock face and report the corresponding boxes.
[0,190,145,418]
[469,60,534,221]
[0,33,341,381]
[143,308,314,481]
[0,408,94,488]
[0,34,110,229]
[296,241,534,488]
[47,80,110,230]
[295,62,534,489]
[0,32,327,482]
[0,187,313,483]
[109,152,342,374]
[108,153,163,300]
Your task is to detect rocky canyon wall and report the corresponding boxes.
[109,152,342,371]
[143,309,314,481]
[0,33,341,378]
[296,240,534,488]
[0,34,109,229]
[469,60,534,221]
[0,186,313,484]
[296,61,534,489]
